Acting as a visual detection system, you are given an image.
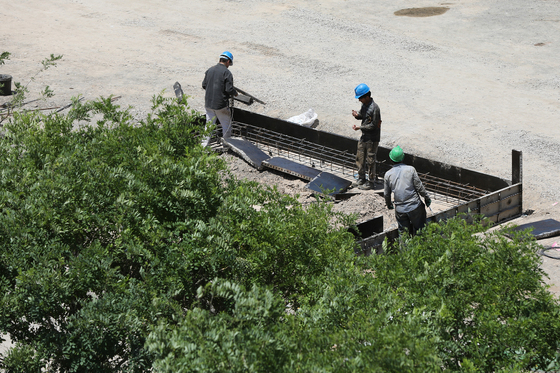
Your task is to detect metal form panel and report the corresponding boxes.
[222,137,271,170]
[481,191,502,223]
[457,200,480,215]
[356,183,523,255]
[307,172,352,195]
[349,216,384,240]
[512,149,522,184]
[497,192,522,222]
[357,232,386,256]
[262,157,321,181]
[457,200,481,224]
[513,219,560,240]
[431,207,458,224]
[480,183,522,223]
[335,192,361,201]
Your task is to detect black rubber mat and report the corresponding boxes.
[222,137,271,170]
[306,171,353,195]
[262,157,321,181]
[513,219,560,239]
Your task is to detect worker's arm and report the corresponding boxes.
[384,177,393,209]
[202,70,208,90]
[224,70,238,97]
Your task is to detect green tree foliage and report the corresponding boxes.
[147,276,442,373]
[0,94,559,371]
[0,95,222,371]
[364,218,560,371]
[0,94,360,371]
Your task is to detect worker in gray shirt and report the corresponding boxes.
[384,146,432,236]
[201,51,238,145]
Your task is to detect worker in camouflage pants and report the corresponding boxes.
[352,83,382,190]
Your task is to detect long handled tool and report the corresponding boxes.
[234,86,266,105]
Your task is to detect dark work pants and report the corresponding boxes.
[395,203,427,236]
[356,140,378,181]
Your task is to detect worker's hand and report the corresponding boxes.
[352,124,360,131]
[425,196,432,207]
[352,110,358,117]
[387,202,394,210]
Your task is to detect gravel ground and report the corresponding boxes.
[2,0,560,211]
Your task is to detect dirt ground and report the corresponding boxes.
[2,0,560,297]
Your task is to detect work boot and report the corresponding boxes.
[359,181,374,190]
[352,178,366,187]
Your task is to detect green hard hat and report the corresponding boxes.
[389,146,405,163]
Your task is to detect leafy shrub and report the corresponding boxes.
[1,93,559,372]
[146,276,442,373]
[0,95,227,371]
[364,217,560,371]
[0,95,361,371]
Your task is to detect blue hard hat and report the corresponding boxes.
[354,83,370,99]
[220,51,233,65]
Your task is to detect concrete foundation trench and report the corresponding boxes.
[207,108,522,255]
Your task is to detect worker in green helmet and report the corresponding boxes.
[384,146,432,236]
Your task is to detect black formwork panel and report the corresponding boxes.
[222,137,270,170]
[233,108,511,192]
[262,157,321,181]
[234,108,357,157]
[307,172,353,195]
[512,219,560,240]
[349,216,384,239]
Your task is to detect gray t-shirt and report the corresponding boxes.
[384,163,428,213]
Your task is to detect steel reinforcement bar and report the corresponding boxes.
[229,121,487,203]
[231,121,355,175]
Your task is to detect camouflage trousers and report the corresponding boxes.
[356,140,379,181]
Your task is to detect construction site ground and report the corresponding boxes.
[2,0,560,309]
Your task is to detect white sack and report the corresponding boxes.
[287,108,318,127]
